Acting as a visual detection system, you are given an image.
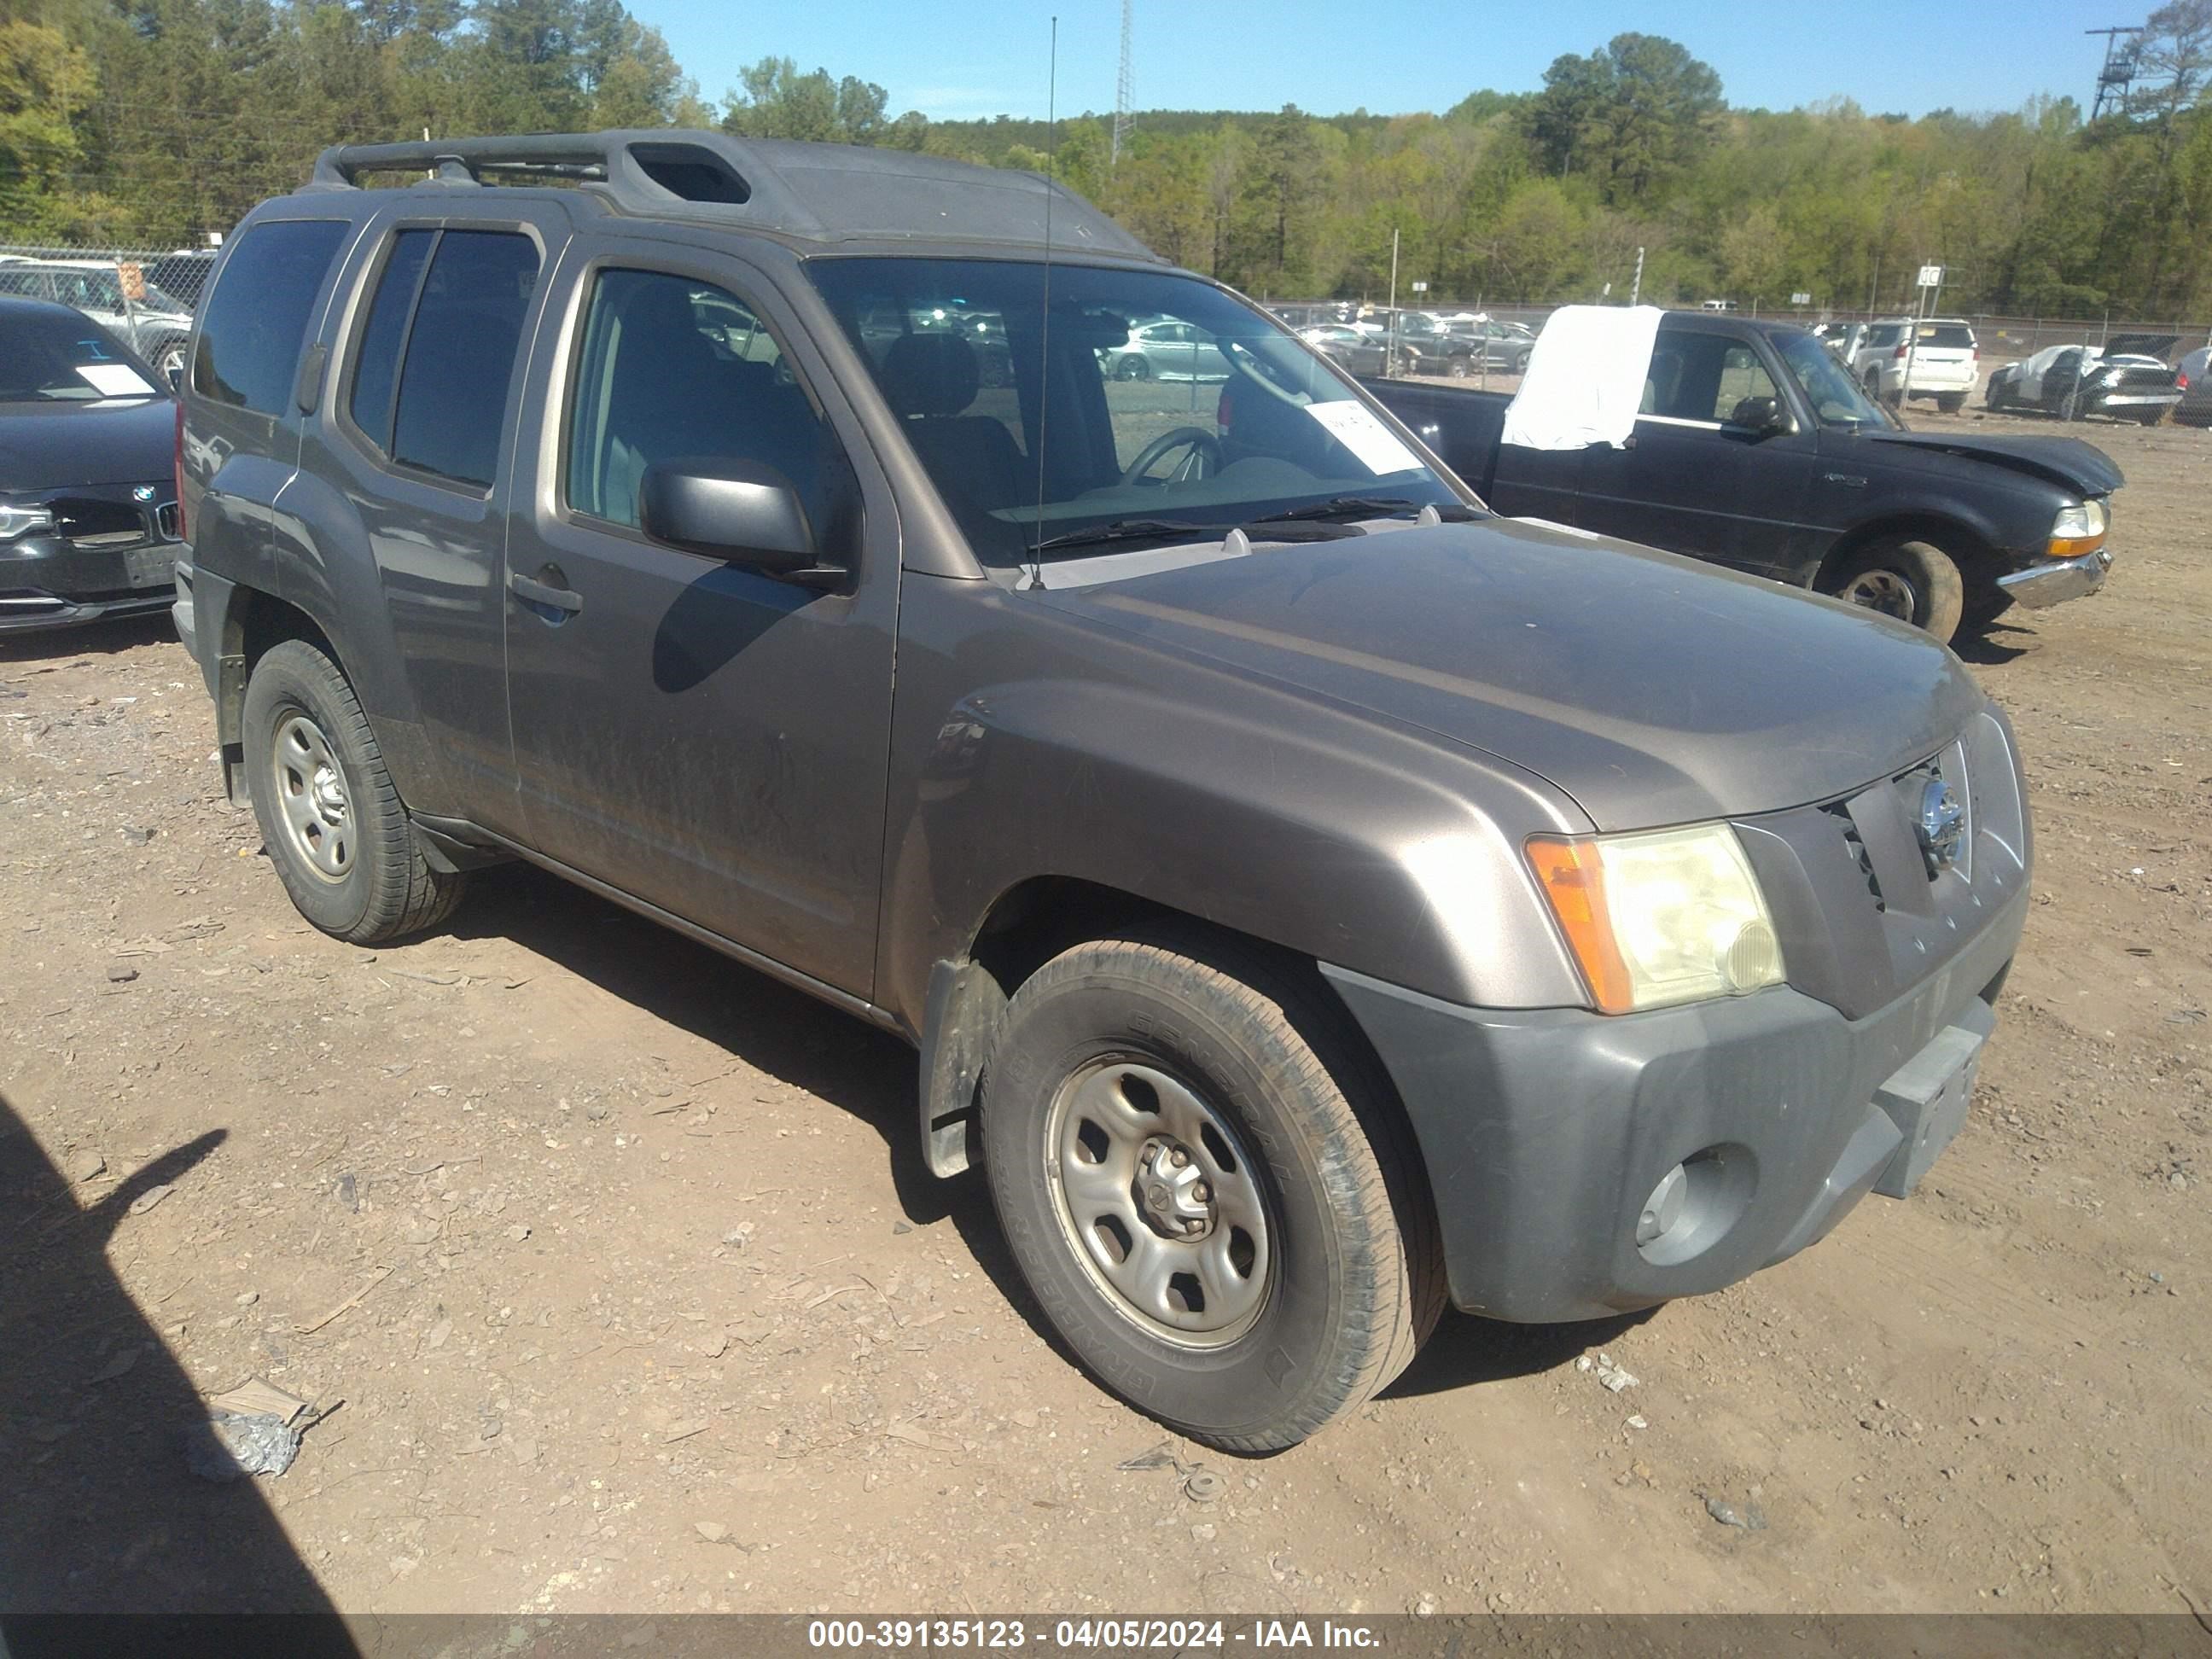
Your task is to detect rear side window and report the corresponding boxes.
[193,219,348,415]
[390,231,540,488]
[347,229,434,451]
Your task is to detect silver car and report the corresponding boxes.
[0,259,196,387]
[1100,319,1232,382]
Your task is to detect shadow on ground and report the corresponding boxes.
[449,863,1029,1318]
[1382,1305,1658,1400]
[0,612,174,667]
[0,1092,354,1640]
[1953,617,2036,667]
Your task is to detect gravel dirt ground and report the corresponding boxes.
[2,403,2206,1621]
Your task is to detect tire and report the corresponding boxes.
[242,638,467,943]
[981,928,1445,1452]
[152,337,189,388]
[1819,537,1967,643]
[1447,354,1471,380]
[1936,393,1966,415]
[1115,355,1150,381]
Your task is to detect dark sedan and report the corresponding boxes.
[1,295,183,633]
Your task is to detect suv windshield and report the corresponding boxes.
[806,259,1462,567]
[1772,329,1898,431]
[0,307,160,402]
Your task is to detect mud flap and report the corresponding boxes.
[918,958,1008,1177]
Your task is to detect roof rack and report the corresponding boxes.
[302,130,1163,260]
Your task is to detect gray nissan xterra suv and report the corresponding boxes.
[172,132,2031,1452]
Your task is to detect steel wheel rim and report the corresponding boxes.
[1044,1058,1274,1349]
[1840,568,1918,621]
[271,712,353,882]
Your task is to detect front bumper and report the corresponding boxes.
[1998,546,2111,609]
[1,526,182,635]
[1323,882,2028,1324]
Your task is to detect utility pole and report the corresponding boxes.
[1387,228,1400,375]
[1630,245,1644,307]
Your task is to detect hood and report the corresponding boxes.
[1038,520,1986,830]
[0,397,177,489]
[1864,429,2124,496]
[2104,333,2181,360]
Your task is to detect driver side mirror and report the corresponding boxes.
[1729,396,1792,436]
[639,460,841,586]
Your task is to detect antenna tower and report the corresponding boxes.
[2087,24,2143,122]
[1112,0,1134,166]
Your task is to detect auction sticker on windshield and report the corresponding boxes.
[77,364,157,399]
[1303,400,1422,476]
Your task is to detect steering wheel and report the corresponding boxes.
[1121,426,1223,486]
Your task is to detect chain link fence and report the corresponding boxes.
[0,241,219,387]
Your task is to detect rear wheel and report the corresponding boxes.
[1115,355,1150,381]
[1820,537,1966,643]
[1448,354,1472,380]
[242,639,467,943]
[981,929,1443,1452]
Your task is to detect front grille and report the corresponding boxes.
[1823,800,1886,911]
[52,498,148,550]
[156,503,180,539]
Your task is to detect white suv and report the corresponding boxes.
[1851,317,1978,413]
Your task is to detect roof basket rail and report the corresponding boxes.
[305,130,821,231]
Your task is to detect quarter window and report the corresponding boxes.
[192,219,349,415]
[347,229,434,453]
[389,230,541,489]
[565,267,854,544]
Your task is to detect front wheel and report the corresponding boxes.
[1820,537,1966,643]
[242,639,468,943]
[981,931,1443,1452]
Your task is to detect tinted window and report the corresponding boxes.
[1709,344,1780,423]
[1915,323,1974,349]
[193,219,348,415]
[566,267,853,543]
[347,229,434,453]
[1642,331,1771,422]
[390,230,540,489]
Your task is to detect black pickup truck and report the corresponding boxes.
[1370,311,2121,642]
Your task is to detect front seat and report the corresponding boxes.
[877,333,1026,515]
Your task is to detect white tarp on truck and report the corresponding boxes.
[1499,304,1666,452]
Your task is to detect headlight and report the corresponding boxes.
[2050,498,2109,557]
[1528,824,1785,1015]
[0,502,57,541]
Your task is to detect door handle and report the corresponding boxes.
[508,568,582,619]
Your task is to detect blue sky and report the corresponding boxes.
[651,1,2122,124]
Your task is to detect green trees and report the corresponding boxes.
[3,16,2211,323]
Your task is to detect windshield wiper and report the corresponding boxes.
[1243,496,1476,526]
[1028,518,1225,554]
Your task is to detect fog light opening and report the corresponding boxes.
[1635,1144,1757,1266]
